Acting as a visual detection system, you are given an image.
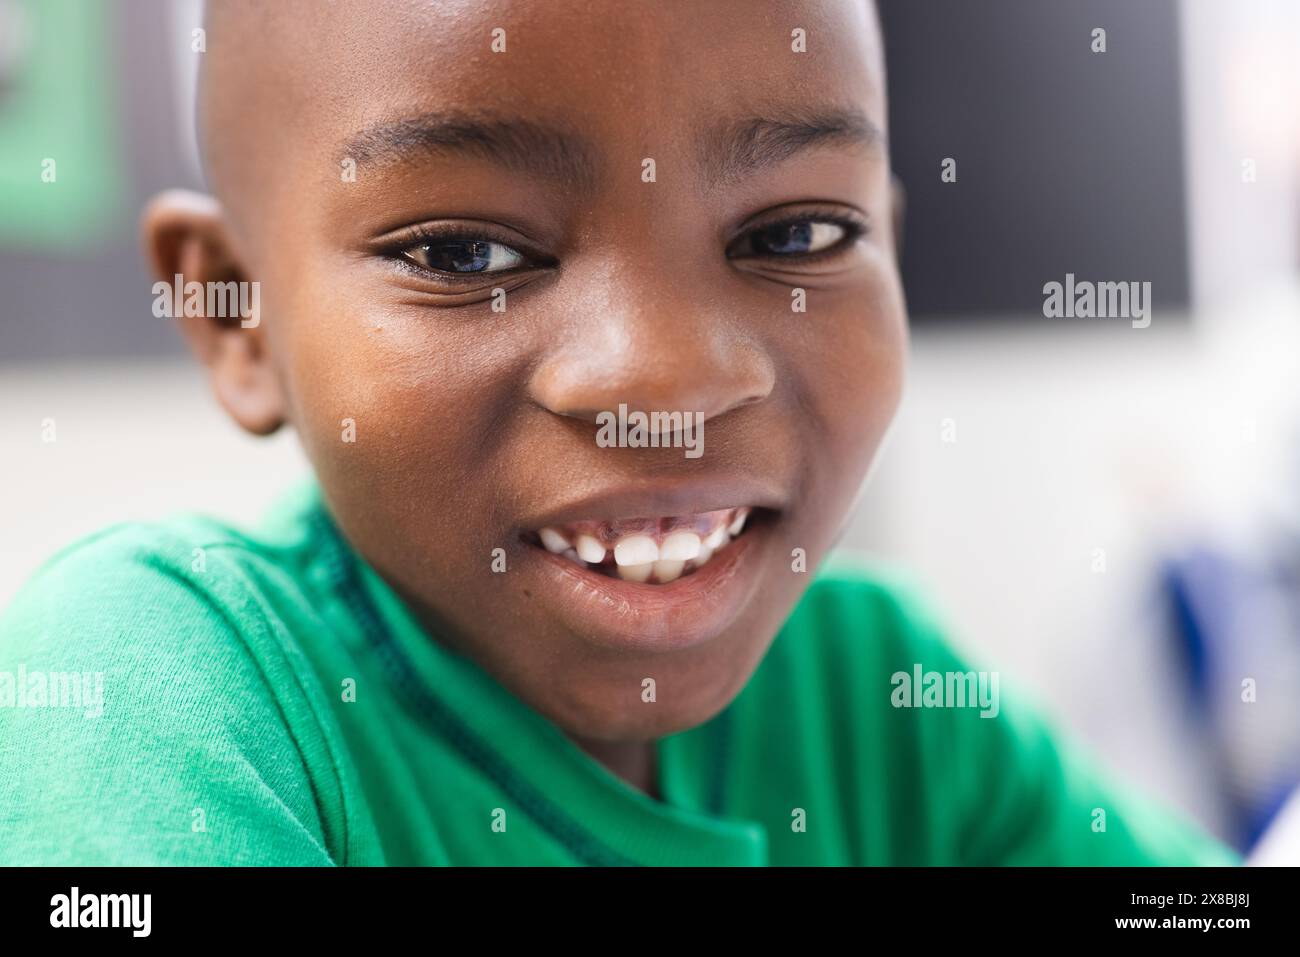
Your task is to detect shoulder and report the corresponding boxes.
[753,552,1241,866]
[0,514,309,680]
[0,489,329,652]
[0,510,344,864]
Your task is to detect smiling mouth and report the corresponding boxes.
[523,506,754,584]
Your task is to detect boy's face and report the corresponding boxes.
[176,0,905,741]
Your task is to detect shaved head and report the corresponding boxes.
[197,0,324,237]
[197,0,886,244]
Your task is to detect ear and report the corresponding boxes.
[141,190,285,436]
[889,173,906,260]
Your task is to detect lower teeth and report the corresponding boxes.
[560,550,718,584]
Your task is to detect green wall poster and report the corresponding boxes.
[0,0,126,249]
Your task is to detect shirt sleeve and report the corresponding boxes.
[0,526,339,866]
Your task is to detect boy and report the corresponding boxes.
[0,0,1239,865]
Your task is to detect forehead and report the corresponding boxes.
[263,0,885,166]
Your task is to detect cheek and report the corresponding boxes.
[808,272,908,479]
[273,290,509,518]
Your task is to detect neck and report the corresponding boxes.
[569,734,660,799]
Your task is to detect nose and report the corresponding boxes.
[528,267,776,428]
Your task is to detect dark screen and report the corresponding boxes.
[878,0,1189,320]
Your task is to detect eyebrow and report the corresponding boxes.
[699,108,885,189]
[338,106,884,192]
[339,111,601,190]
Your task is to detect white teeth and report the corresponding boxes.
[575,534,606,564]
[617,562,654,582]
[540,509,757,584]
[539,527,570,553]
[652,560,685,583]
[659,531,702,561]
[613,535,659,566]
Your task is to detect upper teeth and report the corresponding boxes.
[539,527,570,553]
[575,534,606,564]
[534,507,753,584]
[661,530,702,561]
[613,535,659,566]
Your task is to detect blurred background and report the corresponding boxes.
[2,0,1300,856]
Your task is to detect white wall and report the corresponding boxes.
[0,361,310,601]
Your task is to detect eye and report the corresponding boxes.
[401,239,526,275]
[728,212,866,261]
[752,220,845,256]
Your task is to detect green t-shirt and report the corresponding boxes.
[0,482,1239,866]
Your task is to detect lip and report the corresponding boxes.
[523,516,770,653]
[519,475,787,530]
[514,477,785,654]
